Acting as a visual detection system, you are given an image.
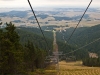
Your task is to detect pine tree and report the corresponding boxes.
[24,41,46,72]
[0,22,23,75]
[24,41,37,72]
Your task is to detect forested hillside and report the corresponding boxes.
[56,24,100,56]
[15,27,89,60]
[16,27,53,51]
[57,41,89,60]
[0,22,48,74]
[1,22,100,75]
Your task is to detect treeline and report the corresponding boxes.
[0,22,47,75]
[82,57,100,67]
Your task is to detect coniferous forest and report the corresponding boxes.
[0,22,100,75]
[56,24,100,57]
[0,22,47,75]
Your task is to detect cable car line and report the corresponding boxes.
[65,37,100,55]
[67,0,92,42]
[27,0,50,53]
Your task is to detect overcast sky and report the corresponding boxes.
[0,0,100,8]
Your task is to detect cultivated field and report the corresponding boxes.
[58,61,100,75]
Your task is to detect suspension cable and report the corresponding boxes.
[67,0,92,42]
[27,0,50,52]
[65,37,100,55]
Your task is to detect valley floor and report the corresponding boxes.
[58,61,100,75]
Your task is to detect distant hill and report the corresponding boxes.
[0,11,28,18]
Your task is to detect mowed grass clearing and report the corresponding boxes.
[58,61,100,75]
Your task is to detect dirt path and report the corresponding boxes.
[53,30,58,52]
